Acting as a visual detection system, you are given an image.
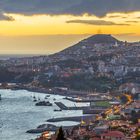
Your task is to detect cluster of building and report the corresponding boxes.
[0,35,139,89]
[36,93,140,140]
[0,34,139,139]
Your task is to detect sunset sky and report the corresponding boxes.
[1,0,140,54]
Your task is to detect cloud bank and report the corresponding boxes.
[1,0,140,20]
[1,0,140,16]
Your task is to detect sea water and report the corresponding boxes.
[0,89,89,140]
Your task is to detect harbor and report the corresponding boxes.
[0,87,127,140]
[0,89,86,140]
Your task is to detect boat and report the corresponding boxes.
[33,99,37,102]
[45,95,50,99]
[35,101,53,106]
[27,124,57,133]
[33,96,37,102]
[38,97,40,101]
[46,95,50,97]
[32,93,38,102]
[54,109,62,112]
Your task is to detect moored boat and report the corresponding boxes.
[54,109,62,112]
[35,101,53,106]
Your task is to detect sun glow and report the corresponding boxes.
[0,11,140,36]
[0,11,140,54]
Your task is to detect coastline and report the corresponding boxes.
[0,85,68,97]
[0,87,92,134]
[0,88,85,139]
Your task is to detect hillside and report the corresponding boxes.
[1,34,139,92]
[53,34,124,59]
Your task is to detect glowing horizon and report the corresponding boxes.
[1,12,140,36]
[0,11,140,54]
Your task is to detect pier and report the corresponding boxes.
[55,102,89,110]
[55,102,106,114]
[47,115,94,123]
[65,97,111,103]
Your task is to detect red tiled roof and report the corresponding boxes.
[101,131,125,137]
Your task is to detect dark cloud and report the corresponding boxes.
[0,0,140,19]
[66,19,129,26]
[0,0,81,15]
[64,0,140,17]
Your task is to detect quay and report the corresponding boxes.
[55,102,106,114]
[65,97,111,103]
[55,102,89,110]
[47,115,94,123]
[27,124,78,133]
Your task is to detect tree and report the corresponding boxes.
[131,110,138,124]
[101,113,106,118]
[136,135,140,140]
[56,127,65,140]
[84,135,90,140]
[120,95,128,104]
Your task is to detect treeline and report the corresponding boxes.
[42,73,118,92]
[0,68,17,82]
[0,68,35,83]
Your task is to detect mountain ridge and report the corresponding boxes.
[82,34,121,44]
[54,34,124,57]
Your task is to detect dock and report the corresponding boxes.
[27,124,78,133]
[47,115,94,123]
[54,102,89,110]
[65,97,111,103]
[55,102,106,114]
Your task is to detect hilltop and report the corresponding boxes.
[81,34,120,44]
[53,34,124,59]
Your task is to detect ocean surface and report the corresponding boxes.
[0,89,89,140]
[0,54,45,60]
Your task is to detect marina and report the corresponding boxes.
[0,89,88,140]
